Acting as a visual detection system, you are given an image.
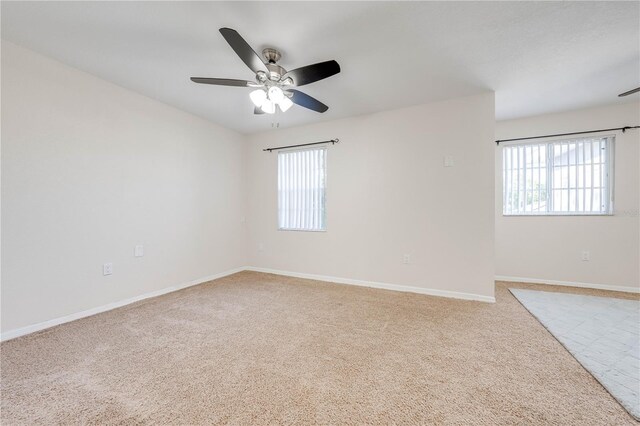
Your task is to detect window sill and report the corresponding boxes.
[278,228,327,232]
[502,213,614,217]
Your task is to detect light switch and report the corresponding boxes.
[444,155,455,167]
[135,245,144,257]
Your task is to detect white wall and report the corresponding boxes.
[1,41,247,333]
[246,93,496,300]
[495,102,640,290]
[5,38,633,340]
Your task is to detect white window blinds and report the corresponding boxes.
[278,147,327,231]
[502,136,614,215]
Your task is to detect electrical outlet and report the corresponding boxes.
[581,251,590,261]
[443,155,455,167]
[258,243,265,252]
[134,245,144,257]
[103,263,113,275]
[402,254,411,264]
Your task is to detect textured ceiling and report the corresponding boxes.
[2,1,638,134]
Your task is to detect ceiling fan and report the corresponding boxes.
[191,28,340,115]
[618,87,640,97]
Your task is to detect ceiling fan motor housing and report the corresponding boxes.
[265,63,286,82]
[262,49,286,81]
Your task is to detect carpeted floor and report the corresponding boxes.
[1,271,638,425]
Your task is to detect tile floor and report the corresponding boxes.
[510,288,639,420]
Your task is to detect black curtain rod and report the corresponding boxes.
[495,126,640,145]
[263,138,339,152]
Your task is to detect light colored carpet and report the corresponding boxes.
[509,288,640,420]
[1,272,639,425]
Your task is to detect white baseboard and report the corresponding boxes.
[1,265,499,342]
[246,266,496,303]
[4,268,634,342]
[0,266,247,342]
[495,275,640,294]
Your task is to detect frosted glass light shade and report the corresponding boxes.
[268,86,285,103]
[279,96,293,112]
[261,99,276,114]
[249,89,267,107]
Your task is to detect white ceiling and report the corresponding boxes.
[2,2,638,134]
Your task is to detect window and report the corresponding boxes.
[502,136,614,215]
[278,147,327,231]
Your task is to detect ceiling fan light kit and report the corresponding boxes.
[191,28,340,115]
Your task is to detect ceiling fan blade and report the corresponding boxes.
[190,77,252,87]
[287,89,329,113]
[618,87,640,97]
[219,28,268,74]
[283,60,340,86]
[254,106,265,115]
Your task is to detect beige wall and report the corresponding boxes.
[1,41,248,333]
[246,93,496,300]
[495,102,640,290]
